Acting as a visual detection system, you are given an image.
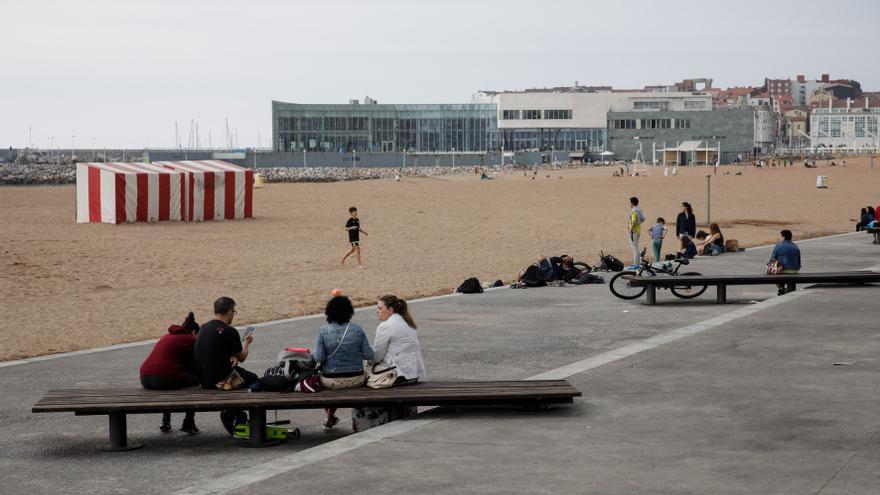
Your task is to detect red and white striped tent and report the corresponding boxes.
[76,162,185,224]
[154,161,253,221]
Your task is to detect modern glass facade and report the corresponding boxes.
[272,101,499,153]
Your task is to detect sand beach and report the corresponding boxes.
[1,159,877,361]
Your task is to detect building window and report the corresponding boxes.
[675,119,690,129]
[830,117,841,137]
[544,109,572,120]
[522,110,542,120]
[640,119,671,129]
[855,117,866,137]
[868,117,878,136]
[633,101,668,111]
[684,101,706,110]
[611,119,637,130]
[502,110,520,120]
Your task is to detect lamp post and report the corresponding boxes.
[71,135,76,163]
[705,174,712,226]
[352,149,356,168]
[303,148,307,168]
[452,147,455,167]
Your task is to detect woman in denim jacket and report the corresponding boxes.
[314,295,374,430]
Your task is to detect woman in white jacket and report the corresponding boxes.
[372,295,427,383]
[351,295,427,431]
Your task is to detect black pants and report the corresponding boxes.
[141,374,199,425]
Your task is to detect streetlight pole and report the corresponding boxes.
[705,174,712,226]
[303,148,306,168]
[71,135,76,163]
[352,149,356,168]
[452,147,455,167]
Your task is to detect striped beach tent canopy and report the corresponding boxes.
[154,161,253,221]
[75,162,185,224]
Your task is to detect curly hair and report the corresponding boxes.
[325,295,354,324]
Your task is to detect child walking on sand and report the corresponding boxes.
[342,206,368,268]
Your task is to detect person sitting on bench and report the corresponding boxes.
[139,312,201,435]
[314,295,374,431]
[770,229,801,295]
[194,296,258,435]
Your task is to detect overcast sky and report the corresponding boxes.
[3,0,878,148]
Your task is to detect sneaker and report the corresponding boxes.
[322,415,340,431]
[160,423,172,434]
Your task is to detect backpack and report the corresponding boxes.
[258,347,318,392]
[569,272,605,285]
[521,265,547,287]
[635,208,646,225]
[602,255,624,272]
[456,277,483,294]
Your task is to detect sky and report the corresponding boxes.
[2,0,879,149]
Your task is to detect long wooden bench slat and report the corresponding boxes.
[33,381,581,414]
[34,389,577,407]
[629,271,880,287]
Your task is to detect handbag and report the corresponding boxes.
[216,369,245,391]
[766,259,784,275]
[365,362,398,389]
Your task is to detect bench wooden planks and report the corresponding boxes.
[626,271,880,304]
[32,380,581,450]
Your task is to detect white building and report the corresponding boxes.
[476,88,713,154]
[810,98,880,150]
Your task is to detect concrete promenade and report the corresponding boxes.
[2,232,878,494]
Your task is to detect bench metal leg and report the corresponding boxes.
[100,412,143,452]
[237,408,282,448]
[716,284,727,304]
[646,285,656,305]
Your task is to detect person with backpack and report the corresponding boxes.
[627,197,645,270]
[770,230,801,295]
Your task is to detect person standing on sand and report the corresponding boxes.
[342,206,368,268]
[627,197,645,270]
[675,202,696,239]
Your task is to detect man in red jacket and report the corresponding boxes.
[139,312,200,434]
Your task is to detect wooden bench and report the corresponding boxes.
[628,271,880,305]
[867,227,879,244]
[32,380,581,451]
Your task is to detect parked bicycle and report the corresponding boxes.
[609,249,707,300]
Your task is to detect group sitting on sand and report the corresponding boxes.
[139,293,426,436]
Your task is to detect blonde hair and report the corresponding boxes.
[379,295,417,329]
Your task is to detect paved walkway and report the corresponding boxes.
[2,232,878,494]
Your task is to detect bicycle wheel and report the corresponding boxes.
[609,271,646,300]
[573,262,591,273]
[670,271,708,299]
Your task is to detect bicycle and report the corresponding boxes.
[608,248,707,300]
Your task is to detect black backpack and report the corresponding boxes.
[521,265,547,287]
[456,277,483,294]
[602,254,624,272]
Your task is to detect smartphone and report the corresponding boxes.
[240,326,255,342]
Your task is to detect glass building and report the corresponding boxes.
[498,128,605,152]
[272,101,499,153]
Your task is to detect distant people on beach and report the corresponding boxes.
[194,297,258,435]
[342,206,368,269]
[649,217,668,262]
[695,223,725,256]
[676,202,696,239]
[139,312,201,435]
[770,230,801,295]
[352,295,426,432]
[627,197,645,269]
[314,295,374,431]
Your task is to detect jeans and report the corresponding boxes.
[651,239,663,262]
[630,231,641,265]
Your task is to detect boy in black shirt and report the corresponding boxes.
[341,206,368,268]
